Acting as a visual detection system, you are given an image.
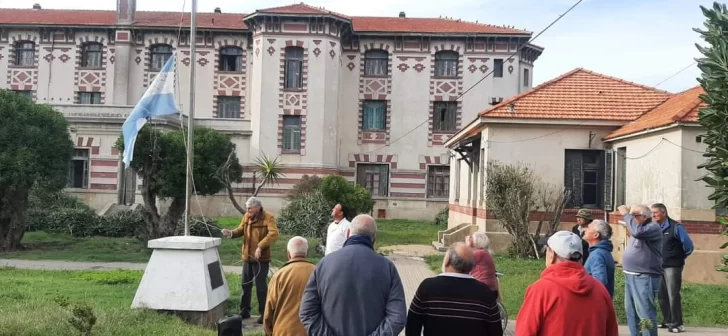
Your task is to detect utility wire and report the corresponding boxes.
[363,0,585,154]
[654,61,697,88]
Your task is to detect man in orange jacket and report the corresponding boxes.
[515,231,618,336]
[222,196,279,324]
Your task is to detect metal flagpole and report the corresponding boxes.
[184,0,197,236]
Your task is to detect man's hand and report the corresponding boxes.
[221,229,233,238]
[255,247,262,259]
[617,205,630,216]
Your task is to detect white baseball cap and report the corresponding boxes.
[546,230,583,261]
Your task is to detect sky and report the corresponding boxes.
[1,0,714,93]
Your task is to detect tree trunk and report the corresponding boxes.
[224,184,246,215]
[253,181,266,197]
[0,188,29,252]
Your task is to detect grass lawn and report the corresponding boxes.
[424,254,728,327]
[0,267,265,336]
[1,218,443,265]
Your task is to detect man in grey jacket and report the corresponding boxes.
[619,205,664,336]
[300,214,406,336]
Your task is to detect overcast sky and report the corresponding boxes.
[1,0,713,93]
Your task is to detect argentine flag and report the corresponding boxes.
[122,56,180,168]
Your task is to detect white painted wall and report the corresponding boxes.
[680,127,715,221]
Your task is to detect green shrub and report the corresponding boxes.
[174,217,223,237]
[97,210,144,238]
[278,190,331,240]
[26,188,97,234]
[319,175,374,219]
[434,207,449,226]
[287,175,322,201]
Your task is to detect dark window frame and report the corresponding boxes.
[364,50,388,76]
[216,96,242,118]
[356,163,390,197]
[78,92,102,104]
[219,47,243,72]
[361,100,387,131]
[564,149,606,209]
[427,165,450,198]
[68,148,90,189]
[284,47,304,89]
[282,115,302,153]
[81,43,103,68]
[523,68,530,86]
[434,51,459,77]
[494,59,504,78]
[13,90,32,100]
[150,44,173,71]
[433,101,458,132]
[15,41,35,67]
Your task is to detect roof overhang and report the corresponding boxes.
[244,11,351,24]
[352,32,531,38]
[604,122,701,143]
[444,116,486,148]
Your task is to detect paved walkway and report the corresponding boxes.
[3,256,728,335]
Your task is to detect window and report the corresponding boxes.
[284,47,304,89]
[68,149,90,189]
[13,91,32,100]
[81,43,103,68]
[216,96,241,118]
[564,149,606,208]
[219,47,243,72]
[282,115,302,153]
[15,41,35,67]
[434,51,458,77]
[494,59,504,78]
[427,165,450,198]
[523,68,530,86]
[356,164,389,197]
[150,45,173,71]
[364,50,388,76]
[362,100,386,131]
[433,101,457,132]
[616,147,626,206]
[78,92,101,104]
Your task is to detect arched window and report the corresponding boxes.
[284,47,304,89]
[150,45,173,71]
[15,41,35,67]
[434,51,459,77]
[81,43,103,68]
[364,50,388,76]
[219,47,243,72]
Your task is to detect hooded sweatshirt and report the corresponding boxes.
[584,239,615,298]
[515,261,618,336]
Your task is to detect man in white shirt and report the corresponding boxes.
[324,204,351,255]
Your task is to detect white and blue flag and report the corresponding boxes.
[122,56,180,168]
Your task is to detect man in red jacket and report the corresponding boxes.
[515,231,618,336]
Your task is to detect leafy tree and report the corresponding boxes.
[695,2,728,275]
[116,126,242,240]
[215,152,283,215]
[318,175,374,220]
[0,90,73,251]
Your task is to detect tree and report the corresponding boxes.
[695,2,728,275]
[0,90,73,251]
[116,126,242,240]
[215,152,283,215]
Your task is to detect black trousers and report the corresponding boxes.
[240,261,270,317]
[659,266,684,326]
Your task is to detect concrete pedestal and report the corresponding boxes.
[131,236,230,328]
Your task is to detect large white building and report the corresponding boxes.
[0,1,542,218]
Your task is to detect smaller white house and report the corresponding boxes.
[441,68,727,284]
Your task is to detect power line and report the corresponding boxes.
[363,0,585,154]
[654,61,697,88]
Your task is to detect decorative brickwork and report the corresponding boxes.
[418,154,450,170]
[358,43,393,145]
[8,34,40,101]
[428,45,464,146]
[213,38,246,118]
[348,153,398,169]
[74,36,108,104]
[143,37,176,88]
[277,40,309,155]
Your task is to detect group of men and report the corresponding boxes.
[221,197,694,336]
[529,204,694,336]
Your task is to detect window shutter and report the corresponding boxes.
[564,150,583,207]
[603,149,614,211]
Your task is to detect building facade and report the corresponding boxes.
[0,1,542,218]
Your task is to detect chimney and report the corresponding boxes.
[214,7,222,13]
[399,11,406,18]
[32,3,41,9]
[116,0,137,25]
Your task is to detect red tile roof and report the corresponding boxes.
[604,86,705,140]
[0,9,248,29]
[479,68,672,121]
[0,5,529,35]
[351,17,528,34]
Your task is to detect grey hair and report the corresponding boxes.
[447,242,474,273]
[651,203,668,215]
[630,205,651,218]
[350,214,377,239]
[591,219,612,240]
[287,236,308,257]
[470,232,493,254]
[245,197,262,209]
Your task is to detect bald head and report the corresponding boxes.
[348,214,377,240]
[443,242,475,274]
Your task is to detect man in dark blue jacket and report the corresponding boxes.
[300,214,406,336]
[651,203,694,333]
[583,219,615,298]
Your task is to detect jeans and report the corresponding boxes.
[624,273,662,336]
[659,266,684,327]
[240,261,270,317]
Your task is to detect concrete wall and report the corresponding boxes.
[680,127,715,221]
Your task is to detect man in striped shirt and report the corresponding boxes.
[406,242,502,336]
